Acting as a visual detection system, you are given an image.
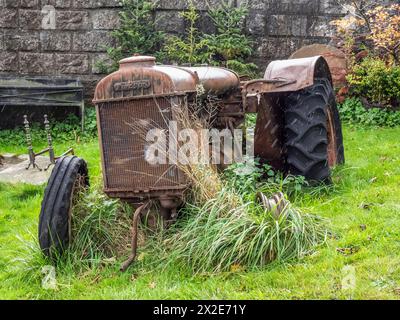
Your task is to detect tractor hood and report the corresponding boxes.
[93,55,240,103]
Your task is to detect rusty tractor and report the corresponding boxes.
[38,55,344,269]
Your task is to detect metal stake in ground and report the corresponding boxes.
[24,115,42,171]
[44,115,56,171]
[43,115,75,171]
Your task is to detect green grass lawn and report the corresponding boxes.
[0,125,400,300]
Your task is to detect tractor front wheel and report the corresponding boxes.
[284,78,344,183]
[38,156,89,257]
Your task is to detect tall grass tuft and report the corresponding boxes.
[14,187,133,279]
[152,186,328,274]
[55,188,133,272]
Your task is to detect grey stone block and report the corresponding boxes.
[156,0,230,11]
[307,16,336,37]
[265,0,320,15]
[0,33,4,51]
[268,15,308,37]
[0,52,18,72]
[73,0,122,8]
[246,10,266,35]
[20,0,40,8]
[55,53,90,74]
[0,9,18,28]
[255,36,305,60]
[91,9,120,30]
[4,31,40,51]
[19,10,42,30]
[241,0,267,10]
[19,52,55,74]
[40,0,72,8]
[155,10,185,33]
[320,0,348,15]
[56,11,91,30]
[40,31,72,51]
[2,0,19,8]
[72,30,115,51]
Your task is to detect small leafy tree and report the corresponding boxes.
[97,0,164,73]
[367,4,400,65]
[330,2,400,109]
[164,1,257,75]
[163,2,211,65]
[330,2,400,65]
[102,0,256,75]
[206,1,257,75]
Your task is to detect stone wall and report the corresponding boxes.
[0,0,347,100]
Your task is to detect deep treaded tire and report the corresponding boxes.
[38,156,89,257]
[284,78,344,182]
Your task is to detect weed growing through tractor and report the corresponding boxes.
[136,107,329,274]
[150,188,328,274]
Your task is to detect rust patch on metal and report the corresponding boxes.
[326,107,338,167]
[263,56,332,93]
[290,44,347,88]
[96,96,188,198]
[253,94,285,171]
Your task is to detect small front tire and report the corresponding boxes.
[38,156,89,257]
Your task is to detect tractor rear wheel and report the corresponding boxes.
[283,78,344,183]
[38,156,89,257]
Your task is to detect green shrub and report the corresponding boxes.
[163,2,211,65]
[100,0,257,76]
[223,160,308,200]
[96,0,164,73]
[206,1,257,75]
[347,57,400,108]
[339,97,400,127]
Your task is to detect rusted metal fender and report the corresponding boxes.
[244,56,333,97]
[264,55,333,92]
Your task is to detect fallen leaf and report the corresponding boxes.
[336,246,360,256]
[230,264,243,273]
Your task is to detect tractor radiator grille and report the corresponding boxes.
[98,96,186,192]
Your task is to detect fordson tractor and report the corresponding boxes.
[38,55,344,270]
